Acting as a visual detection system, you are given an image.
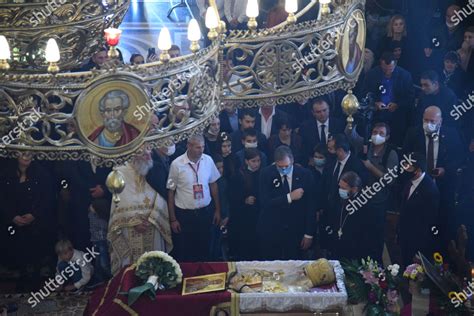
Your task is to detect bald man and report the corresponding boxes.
[403,105,465,254]
[425,5,464,54]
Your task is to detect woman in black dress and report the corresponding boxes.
[0,153,54,282]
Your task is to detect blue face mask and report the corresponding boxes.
[314,158,326,167]
[339,188,350,200]
[277,165,293,176]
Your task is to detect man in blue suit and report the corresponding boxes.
[258,146,316,260]
[362,52,415,146]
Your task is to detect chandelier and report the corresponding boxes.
[0,0,366,167]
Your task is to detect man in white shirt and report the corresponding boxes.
[224,0,249,29]
[167,135,221,261]
[196,0,225,19]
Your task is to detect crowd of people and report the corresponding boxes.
[0,0,473,295]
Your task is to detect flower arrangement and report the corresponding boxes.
[127,251,183,306]
[403,264,425,282]
[342,257,401,316]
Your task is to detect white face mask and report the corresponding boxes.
[165,144,176,156]
[423,122,438,134]
[244,142,258,149]
[371,134,386,146]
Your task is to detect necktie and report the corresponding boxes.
[404,181,412,200]
[282,175,290,194]
[331,162,342,191]
[427,134,435,173]
[320,124,326,144]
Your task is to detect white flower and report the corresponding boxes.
[136,251,183,287]
[387,264,400,276]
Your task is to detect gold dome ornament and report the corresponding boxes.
[304,258,336,287]
[106,168,126,204]
[341,90,360,130]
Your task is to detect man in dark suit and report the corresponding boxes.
[255,105,288,140]
[299,98,344,165]
[145,145,175,202]
[219,101,240,134]
[414,71,459,128]
[362,52,415,146]
[258,146,315,260]
[398,152,440,267]
[403,106,465,253]
[58,160,111,251]
[322,134,369,210]
[231,109,268,155]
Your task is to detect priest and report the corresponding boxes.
[107,149,172,274]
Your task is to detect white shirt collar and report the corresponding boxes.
[411,172,425,186]
[317,119,329,128]
[184,152,203,164]
[339,152,351,165]
[259,107,275,119]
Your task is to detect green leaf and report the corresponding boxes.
[128,282,154,306]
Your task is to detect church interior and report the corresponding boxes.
[0,0,474,315]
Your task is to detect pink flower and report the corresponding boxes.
[361,270,379,285]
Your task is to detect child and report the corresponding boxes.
[55,239,93,292]
[88,198,112,283]
[209,155,230,261]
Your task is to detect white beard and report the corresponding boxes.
[132,159,153,176]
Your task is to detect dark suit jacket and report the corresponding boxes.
[299,117,345,163]
[254,109,288,139]
[219,110,239,134]
[362,65,415,145]
[146,152,170,202]
[402,125,465,195]
[58,160,111,250]
[414,86,459,128]
[399,174,440,266]
[258,165,315,259]
[321,153,369,212]
[363,66,415,113]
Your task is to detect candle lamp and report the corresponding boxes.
[0,35,11,71]
[45,38,60,73]
[104,28,122,58]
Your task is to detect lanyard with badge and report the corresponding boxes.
[188,161,204,200]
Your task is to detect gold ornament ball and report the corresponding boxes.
[106,169,126,203]
[341,90,359,116]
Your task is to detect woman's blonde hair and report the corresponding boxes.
[387,15,407,38]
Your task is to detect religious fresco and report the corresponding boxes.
[75,80,151,153]
[338,9,366,78]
